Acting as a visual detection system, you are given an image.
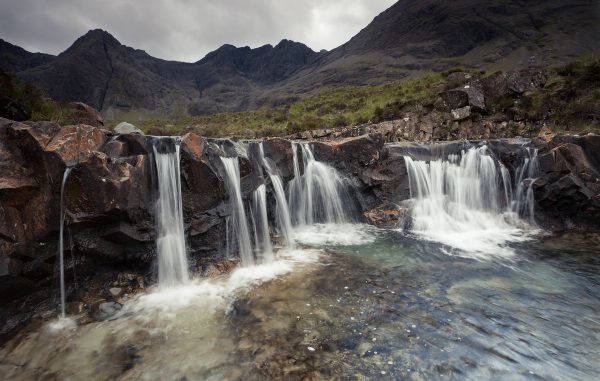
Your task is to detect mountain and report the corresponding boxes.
[275,0,600,94]
[1,0,599,120]
[0,39,54,72]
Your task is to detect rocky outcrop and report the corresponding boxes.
[534,135,600,226]
[1,114,599,341]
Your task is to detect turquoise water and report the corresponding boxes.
[1,226,599,380]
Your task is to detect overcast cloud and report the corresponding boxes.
[0,0,396,62]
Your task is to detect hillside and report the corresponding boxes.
[0,0,599,120]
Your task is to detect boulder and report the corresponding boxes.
[482,69,547,103]
[451,106,471,120]
[67,102,104,127]
[66,152,152,221]
[262,138,294,179]
[114,122,143,135]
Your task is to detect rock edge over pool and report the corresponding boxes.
[0,117,599,340]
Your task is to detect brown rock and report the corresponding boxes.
[66,102,104,127]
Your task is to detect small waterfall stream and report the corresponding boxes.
[290,143,346,225]
[252,184,274,261]
[58,167,72,317]
[220,156,255,266]
[153,138,189,287]
[258,143,294,248]
[217,140,351,264]
[403,144,538,257]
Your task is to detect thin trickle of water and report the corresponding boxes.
[290,143,346,225]
[252,184,274,261]
[220,156,255,266]
[153,139,189,287]
[512,148,539,224]
[58,167,72,317]
[403,145,536,257]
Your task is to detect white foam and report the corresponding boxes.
[46,316,77,332]
[293,223,378,246]
[118,248,320,316]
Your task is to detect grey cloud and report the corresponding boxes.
[0,0,396,62]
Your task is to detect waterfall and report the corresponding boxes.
[58,167,71,317]
[220,156,255,266]
[153,138,189,287]
[289,143,346,225]
[403,145,536,257]
[511,148,539,224]
[258,143,294,248]
[252,184,273,261]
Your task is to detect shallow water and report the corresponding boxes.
[1,226,599,380]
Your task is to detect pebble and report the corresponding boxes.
[307,347,315,352]
[381,371,386,375]
[388,361,393,365]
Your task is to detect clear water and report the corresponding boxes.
[2,226,599,381]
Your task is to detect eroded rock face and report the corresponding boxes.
[534,135,600,226]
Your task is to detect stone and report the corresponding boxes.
[451,106,471,120]
[92,301,123,321]
[109,287,123,297]
[262,138,294,179]
[439,89,469,110]
[114,122,144,135]
[67,102,104,127]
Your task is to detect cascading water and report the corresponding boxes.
[258,143,294,248]
[512,148,539,224]
[403,145,537,258]
[289,143,346,225]
[153,138,189,287]
[220,156,255,266]
[58,167,72,317]
[252,184,274,261]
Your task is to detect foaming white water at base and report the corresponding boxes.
[403,145,540,259]
[119,248,320,316]
[46,316,77,332]
[293,223,378,246]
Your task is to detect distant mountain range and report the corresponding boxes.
[1,0,599,120]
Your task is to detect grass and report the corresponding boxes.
[122,72,448,137]
[0,68,79,125]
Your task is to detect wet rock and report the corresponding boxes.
[66,152,152,221]
[109,287,123,298]
[262,138,294,179]
[66,301,85,315]
[91,301,122,321]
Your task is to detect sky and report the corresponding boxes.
[0,0,396,62]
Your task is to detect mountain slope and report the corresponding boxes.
[272,0,600,98]
[0,39,54,72]
[1,0,599,119]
